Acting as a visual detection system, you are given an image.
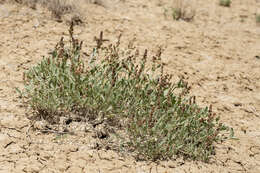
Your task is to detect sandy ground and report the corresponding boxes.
[0,0,260,172]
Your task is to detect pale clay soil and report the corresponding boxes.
[0,0,260,172]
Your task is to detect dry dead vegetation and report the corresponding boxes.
[0,0,260,172]
[7,0,82,22]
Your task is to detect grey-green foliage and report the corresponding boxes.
[219,0,231,7]
[18,23,231,162]
[256,14,260,23]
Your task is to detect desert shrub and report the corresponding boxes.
[219,0,231,7]
[17,23,231,162]
[46,0,76,19]
[256,13,260,24]
[10,0,78,21]
[171,0,196,21]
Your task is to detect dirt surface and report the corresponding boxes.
[0,0,260,172]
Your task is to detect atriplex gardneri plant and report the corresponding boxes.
[17,22,232,162]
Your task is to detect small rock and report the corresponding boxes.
[62,145,78,154]
[0,134,13,149]
[234,102,242,107]
[33,120,48,130]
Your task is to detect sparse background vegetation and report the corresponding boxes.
[7,0,82,22]
[256,13,260,23]
[219,0,231,7]
[164,0,196,21]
